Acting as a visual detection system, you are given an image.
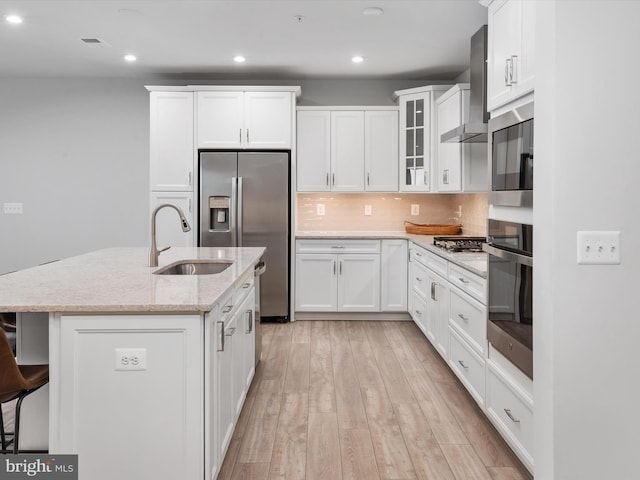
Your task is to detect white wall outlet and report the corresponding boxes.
[316,204,325,216]
[115,348,147,371]
[3,202,23,214]
[577,231,621,265]
[364,204,372,216]
[411,204,419,216]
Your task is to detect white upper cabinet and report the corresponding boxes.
[365,110,399,192]
[331,111,365,192]
[296,110,331,191]
[197,90,293,149]
[296,107,398,193]
[149,91,194,192]
[436,85,487,192]
[486,0,536,112]
[394,86,450,192]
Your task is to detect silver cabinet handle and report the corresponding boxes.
[458,277,469,284]
[339,260,342,275]
[242,282,251,289]
[222,305,233,314]
[326,173,329,186]
[458,313,469,321]
[415,277,422,282]
[237,176,244,247]
[226,327,236,337]
[247,128,250,144]
[510,55,518,84]
[458,360,468,369]
[217,321,225,352]
[505,58,510,86]
[415,252,422,257]
[443,169,449,184]
[188,197,192,213]
[332,173,335,186]
[188,171,192,186]
[504,408,520,423]
[246,309,253,333]
[430,282,436,301]
[331,245,345,249]
[415,310,422,315]
[333,260,336,275]
[423,170,428,185]
[367,172,370,186]
[239,128,242,143]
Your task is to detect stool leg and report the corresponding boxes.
[0,406,5,451]
[13,392,29,455]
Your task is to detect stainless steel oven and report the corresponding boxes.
[489,102,534,207]
[483,219,533,379]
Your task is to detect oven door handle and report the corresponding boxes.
[483,243,533,267]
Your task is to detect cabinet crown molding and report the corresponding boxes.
[145,85,301,97]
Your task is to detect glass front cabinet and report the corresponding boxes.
[394,85,451,192]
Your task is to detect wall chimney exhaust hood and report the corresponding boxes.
[441,25,488,143]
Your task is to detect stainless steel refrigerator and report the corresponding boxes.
[199,151,290,321]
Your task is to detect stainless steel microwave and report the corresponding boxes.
[488,103,534,208]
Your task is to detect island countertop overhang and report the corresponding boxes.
[0,247,265,314]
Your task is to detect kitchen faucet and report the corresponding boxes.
[149,204,191,267]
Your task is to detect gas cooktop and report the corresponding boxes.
[432,236,486,253]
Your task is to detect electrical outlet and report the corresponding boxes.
[115,348,147,371]
[364,205,372,216]
[577,231,621,265]
[3,202,23,214]
[411,204,419,216]
[316,204,325,216]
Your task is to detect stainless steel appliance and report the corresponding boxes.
[441,25,488,143]
[488,102,534,207]
[483,219,533,379]
[199,151,290,321]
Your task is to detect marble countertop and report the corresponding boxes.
[0,247,265,314]
[296,231,487,277]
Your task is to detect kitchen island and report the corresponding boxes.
[0,246,265,480]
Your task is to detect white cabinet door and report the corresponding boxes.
[365,110,399,192]
[437,91,464,192]
[398,92,431,192]
[236,289,256,402]
[487,0,535,112]
[217,307,237,461]
[245,91,292,149]
[296,110,331,191]
[331,111,365,192]
[337,254,380,312]
[150,191,195,248]
[150,91,194,191]
[295,254,338,311]
[196,91,244,149]
[381,239,407,311]
[426,270,450,358]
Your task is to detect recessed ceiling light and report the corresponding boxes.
[352,56,364,64]
[362,7,383,16]
[124,54,137,62]
[234,55,246,63]
[5,14,23,24]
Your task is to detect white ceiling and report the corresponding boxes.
[0,0,488,80]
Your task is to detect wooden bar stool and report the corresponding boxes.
[0,326,49,454]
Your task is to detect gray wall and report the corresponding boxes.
[0,76,447,273]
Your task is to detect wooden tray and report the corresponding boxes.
[403,221,462,236]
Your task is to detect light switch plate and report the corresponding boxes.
[411,204,419,216]
[577,231,621,265]
[3,202,23,214]
[364,205,372,216]
[316,204,325,216]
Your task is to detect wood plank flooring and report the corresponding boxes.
[218,321,532,480]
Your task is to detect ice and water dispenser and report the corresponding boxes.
[208,196,230,231]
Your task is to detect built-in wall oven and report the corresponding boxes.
[489,102,534,208]
[483,219,533,379]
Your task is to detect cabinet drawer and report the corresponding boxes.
[448,263,486,304]
[409,243,429,267]
[486,361,534,472]
[448,328,485,407]
[410,292,428,336]
[234,270,255,305]
[425,250,448,278]
[409,259,429,300]
[449,287,487,355]
[296,239,380,254]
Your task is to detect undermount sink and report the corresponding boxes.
[153,259,233,275]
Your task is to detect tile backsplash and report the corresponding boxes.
[296,193,488,236]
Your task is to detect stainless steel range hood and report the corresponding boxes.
[441,25,488,143]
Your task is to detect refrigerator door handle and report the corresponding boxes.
[237,177,243,247]
[231,177,238,247]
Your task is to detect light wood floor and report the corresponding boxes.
[218,320,532,480]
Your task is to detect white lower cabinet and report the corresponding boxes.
[486,359,534,472]
[427,269,450,358]
[381,239,408,311]
[295,239,381,313]
[448,327,486,406]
